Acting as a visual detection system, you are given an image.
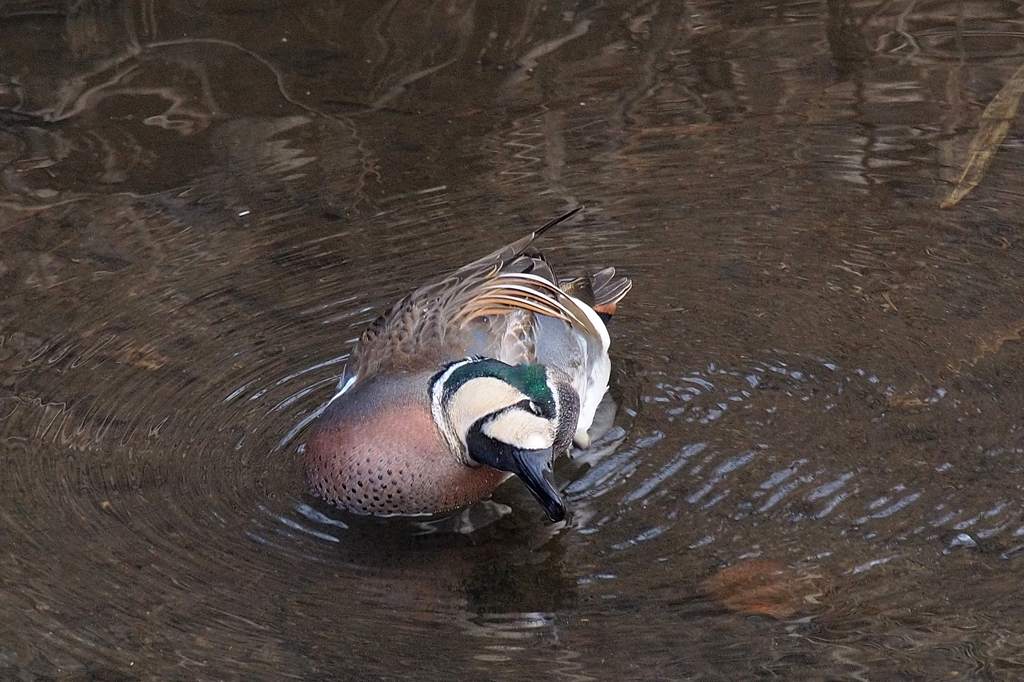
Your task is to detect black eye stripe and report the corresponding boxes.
[484,400,539,424]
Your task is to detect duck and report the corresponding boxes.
[303,207,631,521]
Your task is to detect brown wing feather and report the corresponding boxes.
[458,273,602,339]
[351,208,584,378]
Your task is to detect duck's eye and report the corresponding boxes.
[515,398,545,417]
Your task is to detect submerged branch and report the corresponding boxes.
[941,62,1024,208]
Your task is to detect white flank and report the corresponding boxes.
[568,294,611,352]
[326,373,358,407]
[567,294,612,445]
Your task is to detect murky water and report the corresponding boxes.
[3,1,1024,678]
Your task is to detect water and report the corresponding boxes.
[2,1,1024,678]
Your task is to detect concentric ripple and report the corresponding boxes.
[4,1,1024,679]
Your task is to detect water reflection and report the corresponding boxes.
[3,0,1024,678]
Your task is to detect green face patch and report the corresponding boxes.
[506,363,552,403]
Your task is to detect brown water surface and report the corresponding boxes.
[2,1,1024,679]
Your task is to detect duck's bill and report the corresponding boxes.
[510,447,566,522]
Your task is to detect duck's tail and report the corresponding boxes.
[590,267,632,323]
[560,267,632,323]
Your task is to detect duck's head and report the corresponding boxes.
[430,358,580,521]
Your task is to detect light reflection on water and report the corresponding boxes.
[3,0,1024,678]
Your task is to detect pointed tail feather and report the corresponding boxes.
[534,206,584,240]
